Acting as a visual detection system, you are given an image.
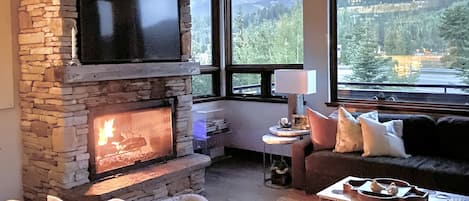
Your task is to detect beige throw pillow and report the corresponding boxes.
[334,107,378,153]
[359,117,411,158]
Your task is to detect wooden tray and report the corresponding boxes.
[343,178,428,201]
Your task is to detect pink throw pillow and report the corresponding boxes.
[306,107,337,150]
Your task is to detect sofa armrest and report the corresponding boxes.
[291,137,313,190]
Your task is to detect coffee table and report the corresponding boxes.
[317,176,469,201]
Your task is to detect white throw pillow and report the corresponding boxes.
[334,107,378,153]
[359,117,411,158]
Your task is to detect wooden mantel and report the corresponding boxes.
[63,62,200,83]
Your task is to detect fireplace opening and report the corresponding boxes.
[88,99,176,180]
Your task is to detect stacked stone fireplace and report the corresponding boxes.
[18,0,210,201]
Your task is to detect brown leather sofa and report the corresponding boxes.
[291,114,469,195]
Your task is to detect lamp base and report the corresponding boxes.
[287,94,305,121]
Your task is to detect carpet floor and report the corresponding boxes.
[202,155,320,201]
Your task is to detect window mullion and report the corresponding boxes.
[330,0,338,102]
[212,70,221,96]
[211,0,220,67]
[226,70,234,96]
[261,72,272,98]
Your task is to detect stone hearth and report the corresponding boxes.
[18,0,209,200]
[60,154,210,201]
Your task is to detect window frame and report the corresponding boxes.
[192,0,221,100]
[224,0,303,101]
[328,0,469,115]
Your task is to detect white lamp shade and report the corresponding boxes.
[274,69,316,94]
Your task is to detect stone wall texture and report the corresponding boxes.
[18,0,197,200]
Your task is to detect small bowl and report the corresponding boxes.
[278,121,292,128]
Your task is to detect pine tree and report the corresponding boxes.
[348,21,390,84]
[231,0,302,65]
[232,7,248,64]
[384,23,411,55]
[192,75,213,96]
[337,9,354,65]
[191,15,212,65]
[271,0,303,64]
[440,1,469,85]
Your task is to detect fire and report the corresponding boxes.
[98,119,115,146]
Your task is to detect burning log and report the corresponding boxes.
[108,133,124,144]
[119,137,147,152]
[97,143,118,158]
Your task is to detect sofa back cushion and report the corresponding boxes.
[436,116,469,161]
[377,114,438,156]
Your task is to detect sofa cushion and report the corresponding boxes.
[306,151,427,180]
[436,116,469,161]
[305,151,469,195]
[377,114,437,156]
[305,150,426,194]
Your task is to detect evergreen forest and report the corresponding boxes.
[338,0,469,91]
[191,0,469,96]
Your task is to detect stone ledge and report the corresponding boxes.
[63,62,200,83]
[60,154,210,201]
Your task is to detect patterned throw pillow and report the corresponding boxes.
[334,107,378,153]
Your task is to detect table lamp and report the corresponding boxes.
[274,69,316,121]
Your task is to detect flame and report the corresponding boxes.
[97,119,115,146]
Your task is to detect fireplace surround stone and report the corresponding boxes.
[18,0,208,200]
[59,154,210,201]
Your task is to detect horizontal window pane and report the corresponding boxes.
[336,0,469,105]
[231,0,303,64]
[191,0,212,65]
[232,73,261,95]
[192,74,214,97]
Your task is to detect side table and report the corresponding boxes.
[262,127,309,188]
[269,126,309,137]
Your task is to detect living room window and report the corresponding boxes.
[225,0,304,100]
[232,73,262,95]
[191,0,221,99]
[331,0,469,108]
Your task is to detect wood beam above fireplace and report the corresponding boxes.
[63,62,200,83]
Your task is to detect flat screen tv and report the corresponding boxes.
[79,0,181,64]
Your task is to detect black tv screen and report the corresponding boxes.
[79,0,181,64]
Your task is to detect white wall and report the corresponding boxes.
[0,0,22,200]
[223,101,289,155]
[193,101,290,155]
